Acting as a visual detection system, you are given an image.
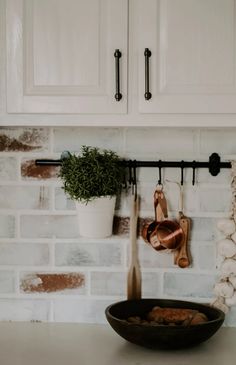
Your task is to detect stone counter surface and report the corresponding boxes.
[0,323,235,365]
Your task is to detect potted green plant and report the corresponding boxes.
[59,146,124,238]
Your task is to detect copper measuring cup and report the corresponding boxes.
[142,189,183,251]
[154,219,184,250]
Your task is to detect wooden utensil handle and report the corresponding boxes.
[178,217,191,268]
[130,195,139,258]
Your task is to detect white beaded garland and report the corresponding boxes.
[217,239,236,258]
[217,219,236,236]
[214,281,234,298]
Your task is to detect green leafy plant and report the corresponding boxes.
[59,146,124,203]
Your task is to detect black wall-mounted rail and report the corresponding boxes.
[35,153,231,184]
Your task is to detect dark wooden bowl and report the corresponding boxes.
[105,299,225,349]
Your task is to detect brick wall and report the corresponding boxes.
[0,126,235,325]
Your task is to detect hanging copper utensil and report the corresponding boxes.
[155,220,183,250]
[127,193,141,300]
[178,213,191,268]
[142,188,183,251]
[148,189,168,251]
[176,184,191,268]
[153,189,183,251]
[142,190,162,245]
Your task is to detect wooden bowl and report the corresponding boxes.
[105,299,225,349]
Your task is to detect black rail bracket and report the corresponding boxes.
[209,153,221,176]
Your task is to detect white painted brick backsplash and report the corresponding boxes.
[190,218,218,241]
[53,128,123,153]
[90,271,161,297]
[197,167,231,184]
[200,129,236,156]
[54,188,75,210]
[0,299,50,322]
[163,273,216,298]
[53,299,113,323]
[0,271,15,293]
[1,126,236,326]
[199,187,231,213]
[20,215,78,238]
[55,242,123,267]
[124,128,197,158]
[0,215,15,238]
[197,243,216,270]
[0,186,50,210]
[0,243,50,266]
[131,241,175,268]
[90,272,126,296]
[0,157,17,180]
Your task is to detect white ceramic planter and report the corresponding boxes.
[75,196,116,238]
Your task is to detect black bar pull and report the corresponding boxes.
[192,161,196,186]
[114,49,122,101]
[144,48,152,100]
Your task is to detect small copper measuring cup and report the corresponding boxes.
[142,189,183,251]
[154,219,184,250]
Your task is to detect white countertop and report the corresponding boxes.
[0,322,235,365]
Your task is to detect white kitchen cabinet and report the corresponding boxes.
[137,0,236,114]
[6,0,128,114]
[4,0,236,124]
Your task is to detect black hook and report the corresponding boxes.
[180,161,184,186]
[122,160,127,189]
[133,160,137,199]
[128,160,132,186]
[158,160,162,185]
[192,160,196,186]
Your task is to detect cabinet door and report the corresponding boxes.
[138,0,236,113]
[6,0,127,114]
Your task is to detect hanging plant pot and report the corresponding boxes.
[76,196,116,238]
[59,146,124,238]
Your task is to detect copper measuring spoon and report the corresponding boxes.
[175,185,191,268]
[178,213,191,268]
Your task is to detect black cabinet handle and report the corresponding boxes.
[144,48,152,100]
[114,49,122,101]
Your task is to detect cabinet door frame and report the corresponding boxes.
[6,0,128,114]
[138,0,236,114]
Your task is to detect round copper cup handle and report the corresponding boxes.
[142,221,168,251]
[142,221,158,243]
